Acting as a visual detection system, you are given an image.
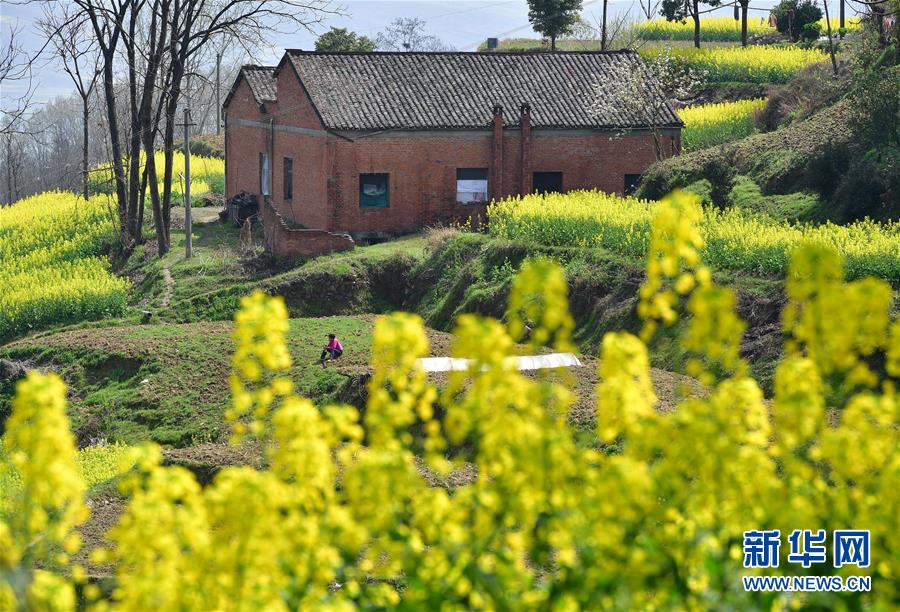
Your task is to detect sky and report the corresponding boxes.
[1,0,857,108]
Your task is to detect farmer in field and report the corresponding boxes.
[319,333,343,367]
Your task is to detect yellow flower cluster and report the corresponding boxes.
[0,191,129,339]
[679,97,767,151]
[635,17,859,42]
[2,190,898,609]
[640,45,828,83]
[487,189,900,282]
[636,16,777,42]
[1,372,89,609]
[89,150,225,202]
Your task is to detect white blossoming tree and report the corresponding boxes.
[590,49,704,161]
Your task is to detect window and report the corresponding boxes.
[533,172,563,195]
[259,152,270,196]
[624,174,641,196]
[456,168,489,204]
[283,157,293,200]
[359,173,389,208]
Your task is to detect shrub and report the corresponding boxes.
[801,21,823,41]
[771,0,823,42]
[2,192,898,609]
[704,152,738,208]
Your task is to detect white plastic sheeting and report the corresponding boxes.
[416,353,582,373]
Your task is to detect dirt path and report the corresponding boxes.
[161,267,174,307]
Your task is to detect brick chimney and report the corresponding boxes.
[520,103,532,195]
[491,104,504,202]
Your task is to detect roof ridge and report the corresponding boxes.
[284,49,637,56]
[242,64,276,71]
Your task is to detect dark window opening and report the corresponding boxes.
[533,172,563,195]
[259,152,270,196]
[360,173,389,208]
[624,174,641,196]
[456,168,488,204]
[283,157,293,200]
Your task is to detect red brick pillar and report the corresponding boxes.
[491,104,504,202]
[520,103,532,195]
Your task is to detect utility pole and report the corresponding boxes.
[183,106,193,258]
[839,0,845,36]
[601,0,608,50]
[822,0,839,75]
[215,52,222,135]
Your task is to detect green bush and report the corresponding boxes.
[801,21,823,42]
[771,0,823,42]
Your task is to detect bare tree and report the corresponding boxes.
[591,3,647,50]
[564,7,646,51]
[590,49,703,160]
[39,7,102,200]
[376,18,454,51]
[640,0,663,19]
[63,0,334,255]
[0,23,36,136]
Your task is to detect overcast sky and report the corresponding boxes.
[1,0,856,108]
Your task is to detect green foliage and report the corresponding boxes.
[704,153,737,208]
[728,175,821,221]
[526,0,583,48]
[0,317,375,447]
[314,27,376,52]
[638,100,859,217]
[771,0,823,41]
[801,21,823,42]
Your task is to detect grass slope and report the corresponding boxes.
[640,99,854,199]
[1,310,698,450]
[2,316,375,446]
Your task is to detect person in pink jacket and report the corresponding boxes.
[319,333,343,367]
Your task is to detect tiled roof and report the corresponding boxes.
[283,51,681,131]
[242,65,277,104]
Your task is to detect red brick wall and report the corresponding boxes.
[224,78,271,201]
[260,195,354,258]
[268,66,329,230]
[324,128,677,234]
[226,66,681,238]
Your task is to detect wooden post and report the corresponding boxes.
[183,107,192,258]
[216,52,222,136]
[822,0,839,76]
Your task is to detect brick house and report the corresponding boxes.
[223,50,682,256]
